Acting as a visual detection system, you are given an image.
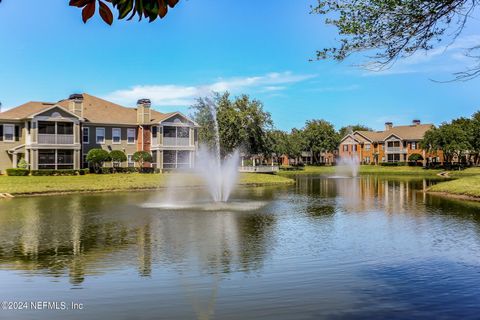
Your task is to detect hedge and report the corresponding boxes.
[99,167,156,174]
[6,168,30,176]
[30,169,89,176]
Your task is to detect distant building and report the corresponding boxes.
[0,93,198,172]
[339,120,443,165]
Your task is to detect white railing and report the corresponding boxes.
[38,134,74,144]
[239,166,279,173]
[162,137,191,147]
[152,137,158,145]
[386,147,406,153]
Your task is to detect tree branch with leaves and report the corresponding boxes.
[312,0,479,80]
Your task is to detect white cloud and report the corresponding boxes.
[362,35,480,76]
[103,71,316,107]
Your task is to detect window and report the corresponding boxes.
[82,127,89,144]
[411,141,417,150]
[364,156,370,164]
[112,128,121,144]
[127,129,135,144]
[82,154,88,168]
[343,145,348,152]
[365,144,371,151]
[353,145,357,152]
[3,124,14,142]
[127,154,134,167]
[96,128,105,144]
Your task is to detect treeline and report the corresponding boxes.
[421,112,480,165]
[192,92,480,165]
[190,92,370,163]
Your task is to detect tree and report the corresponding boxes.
[86,148,111,172]
[471,111,480,165]
[313,0,480,80]
[109,150,127,172]
[132,151,153,170]
[420,122,472,164]
[338,124,372,138]
[408,153,423,166]
[191,92,273,157]
[266,130,289,164]
[303,119,339,163]
[17,158,28,169]
[67,0,180,25]
[286,129,307,162]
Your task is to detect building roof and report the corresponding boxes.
[354,123,434,142]
[0,93,177,125]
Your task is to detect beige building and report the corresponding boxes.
[0,93,198,173]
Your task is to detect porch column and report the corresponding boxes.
[74,150,81,170]
[12,153,18,168]
[158,151,163,170]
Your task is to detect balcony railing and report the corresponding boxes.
[162,137,191,147]
[385,147,406,153]
[38,134,74,144]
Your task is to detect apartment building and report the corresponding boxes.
[0,93,198,172]
[339,120,443,165]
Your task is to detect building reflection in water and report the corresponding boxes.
[0,192,276,287]
[293,175,443,214]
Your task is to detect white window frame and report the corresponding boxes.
[3,124,15,142]
[411,141,417,150]
[343,145,348,152]
[112,128,121,144]
[82,127,90,144]
[96,127,105,144]
[365,143,371,151]
[127,128,136,144]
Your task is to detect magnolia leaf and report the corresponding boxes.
[82,1,96,23]
[99,1,114,25]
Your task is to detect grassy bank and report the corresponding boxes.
[279,165,480,177]
[0,173,294,196]
[279,165,443,176]
[429,174,480,199]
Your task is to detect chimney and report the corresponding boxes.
[68,93,84,117]
[412,119,421,126]
[385,122,393,131]
[137,98,151,124]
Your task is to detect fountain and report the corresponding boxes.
[143,98,266,211]
[194,98,240,202]
[332,155,360,178]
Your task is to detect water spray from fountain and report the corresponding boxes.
[195,98,240,202]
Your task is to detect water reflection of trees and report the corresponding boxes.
[0,194,276,285]
[294,175,479,216]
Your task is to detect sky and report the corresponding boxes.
[0,0,479,131]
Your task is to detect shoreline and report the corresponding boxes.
[427,191,480,202]
[0,177,295,198]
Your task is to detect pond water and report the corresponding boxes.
[0,175,479,319]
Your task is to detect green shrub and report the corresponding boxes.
[30,169,87,176]
[408,153,424,162]
[6,168,30,176]
[380,162,398,166]
[396,162,408,166]
[86,149,111,172]
[17,158,29,169]
[110,150,127,163]
[101,167,114,174]
[132,151,153,168]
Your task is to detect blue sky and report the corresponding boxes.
[0,0,479,131]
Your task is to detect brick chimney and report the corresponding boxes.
[137,99,151,124]
[385,122,393,131]
[68,93,84,117]
[412,119,421,126]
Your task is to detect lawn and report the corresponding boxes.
[429,175,480,198]
[279,165,443,176]
[279,165,480,177]
[0,173,294,196]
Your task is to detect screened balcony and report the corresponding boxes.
[162,126,191,147]
[37,121,74,145]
